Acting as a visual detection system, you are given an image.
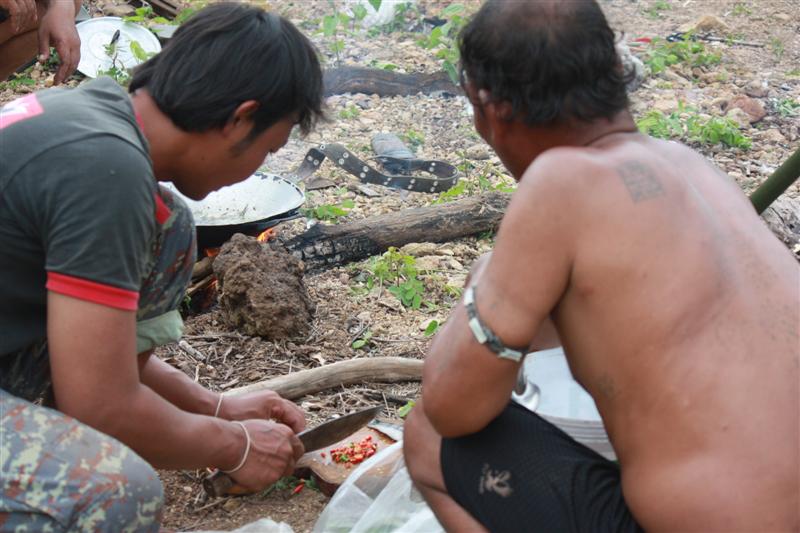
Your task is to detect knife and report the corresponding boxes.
[203,405,382,497]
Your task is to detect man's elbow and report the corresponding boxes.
[57,390,133,437]
[421,390,491,439]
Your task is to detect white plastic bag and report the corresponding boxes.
[313,441,443,533]
[189,517,293,533]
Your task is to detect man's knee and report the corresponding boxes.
[74,449,163,532]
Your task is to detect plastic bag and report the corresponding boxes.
[313,441,443,533]
[189,517,293,533]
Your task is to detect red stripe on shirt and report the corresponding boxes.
[46,272,139,311]
[154,192,171,224]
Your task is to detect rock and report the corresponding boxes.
[761,197,800,258]
[725,107,751,129]
[338,272,350,284]
[679,15,729,34]
[465,144,491,160]
[356,311,371,322]
[102,3,136,17]
[652,98,679,113]
[213,234,313,340]
[759,128,786,144]
[446,258,464,270]
[774,13,791,23]
[616,40,645,92]
[415,256,442,272]
[400,242,438,257]
[434,247,455,256]
[744,80,769,98]
[378,293,403,312]
[729,96,766,124]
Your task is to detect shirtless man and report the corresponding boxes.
[0,0,82,84]
[403,1,800,531]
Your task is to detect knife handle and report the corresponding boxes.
[203,470,241,497]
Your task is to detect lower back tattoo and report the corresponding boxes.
[617,161,664,202]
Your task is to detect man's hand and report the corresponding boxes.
[37,0,80,84]
[0,0,37,34]
[220,391,306,433]
[227,420,305,491]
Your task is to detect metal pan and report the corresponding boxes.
[161,172,306,249]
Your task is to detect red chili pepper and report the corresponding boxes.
[292,481,305,495]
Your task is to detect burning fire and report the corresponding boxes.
[257,228,275,243]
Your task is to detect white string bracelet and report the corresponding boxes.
[213,394,224,418]
[222,421,251,474]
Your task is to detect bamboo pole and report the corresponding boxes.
[750,147,800,215]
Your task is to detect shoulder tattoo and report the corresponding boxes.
[617,161,664,203]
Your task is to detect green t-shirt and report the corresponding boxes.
[0,78,159,355]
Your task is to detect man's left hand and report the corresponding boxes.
[219,391,307,434]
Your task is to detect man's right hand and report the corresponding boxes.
[226,420,305,491]
[0,0,37,34]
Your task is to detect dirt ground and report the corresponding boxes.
[2,0,798,531]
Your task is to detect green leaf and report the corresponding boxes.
[424,320,439,336]
[397,400,416,418]
[442,3,465,17]
[129,40,149,62]
[368,0,383,12]
[352,339,367,349]
[352,4,368,21]
[322,15,337,36]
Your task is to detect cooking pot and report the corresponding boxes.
[161,172,305,250]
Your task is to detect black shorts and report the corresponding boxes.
[441,402,643,533]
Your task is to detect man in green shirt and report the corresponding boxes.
[0,3,324,530]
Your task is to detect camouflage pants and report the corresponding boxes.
[0,390,163,532]
[0,186,196,531]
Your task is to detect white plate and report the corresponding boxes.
[76,17,161,78]
[161,173,306,227]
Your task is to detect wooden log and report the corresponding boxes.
[283,192,511,272]
[223,357,423,399]
[323,66,460,97]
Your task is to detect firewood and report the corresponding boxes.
[223,357,423,400]
[283,192,511,272]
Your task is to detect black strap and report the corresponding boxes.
[288,143,459,194]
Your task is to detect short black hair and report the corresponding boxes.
[459,0,630,126]
[130,2,324,139]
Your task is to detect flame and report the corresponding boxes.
[257,228,275,243]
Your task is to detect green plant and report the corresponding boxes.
[637,105,751,149]
[731,2,751,15]
[338,104,361,120]
[787,68,800,78]
[0,74,36,90]
[320,0,377,66]
[402,129,425,150]
[368,59,399,71]
[302,199,355,222]
[352,329,373,349]
[423,320,440,336]
[644,0,670,19]
[397,400,416,418]
[363,247,426,309]
[417,4,469,83]
[643,35,721,75]
[776,98,800,118]
[770,38,785,61]
[123,6,169,25]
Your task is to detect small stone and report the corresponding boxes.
[679,15,729,35]
[378,293,403,312]
[103,3,136,16]
[182,486,193,494]
[400,242,438,257]
[774,13,791,22]
[338,273,350,284]
[434,247,455,256]
[447,258,464,270]
[415,256,441,272]
[759,129,786,144]
[652,98,678,113]
[728,96,766,124]
[744,80,768,98]
[356,311,371,322]
[725,108,751,129]
[465,144,491,160]
[222,499,242,512]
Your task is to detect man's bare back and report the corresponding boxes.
[545,134,799,531]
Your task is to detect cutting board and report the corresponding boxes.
[294,426,396,496]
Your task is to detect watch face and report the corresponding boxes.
[75,17,161,78]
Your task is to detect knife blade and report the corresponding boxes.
[203,406,382,497]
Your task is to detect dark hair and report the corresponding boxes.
[130,3,324,140]
[459,0,630,126]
